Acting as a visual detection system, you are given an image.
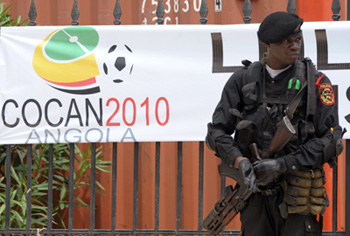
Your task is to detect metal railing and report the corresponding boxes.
[1,0,349,236]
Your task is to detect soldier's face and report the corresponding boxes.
[266,35,303,70]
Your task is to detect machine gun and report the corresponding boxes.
[202,115,296,235]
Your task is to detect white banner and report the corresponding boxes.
[1,22,350,144]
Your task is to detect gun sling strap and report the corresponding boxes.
[285,58,316,120]
[284,80,307,119]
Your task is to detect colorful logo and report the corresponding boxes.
[319,83,335,106]
[33,26,100,95]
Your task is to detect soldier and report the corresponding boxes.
[206,11,344,236]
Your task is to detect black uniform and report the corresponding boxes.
[206,60,340,236]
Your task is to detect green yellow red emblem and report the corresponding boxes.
[32,26,100,94]
[319,83,335,106]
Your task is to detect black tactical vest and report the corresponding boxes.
[236,59,317,158]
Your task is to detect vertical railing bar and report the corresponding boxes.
[198,142,204,234]
[220,162,226,235]
[286,0,296,13]
[114,0,122,25]
[331,86,339,235]
[219,160,226,235]
[332,162,338,234]
[242,0,252,24]
[156,0,165,25]
[346,140,350,236]
[155,142,161,236]
[5,145,11,236]
[220,160,226,198]
[331,0,341,21]
[68,143,75,233]
[47,144,54,236]
[26,145,33,235]
[90,143,97,235]
[71,0,80,25]
[28,0,37,26]
[199,0,208,24]
[111,143,118,235]
[133,142,140,236]
[176,142,183,234]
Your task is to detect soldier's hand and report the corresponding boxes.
[238,158,258,191]
[253,158,287,186]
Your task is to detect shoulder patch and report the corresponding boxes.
[319,83,335,106]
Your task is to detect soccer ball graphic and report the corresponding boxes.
[102,44,134,83]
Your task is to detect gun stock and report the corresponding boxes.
[202,163,253,235]
[262,115,296,159]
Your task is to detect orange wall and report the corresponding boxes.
[3,0,348,232]
[7,0,347,26]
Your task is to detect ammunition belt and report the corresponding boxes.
[279,168,328,218]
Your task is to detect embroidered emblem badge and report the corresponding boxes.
[319,83,335,106]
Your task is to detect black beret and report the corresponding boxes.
[257,11,304,44]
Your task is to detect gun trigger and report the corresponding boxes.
[224,185,233,198]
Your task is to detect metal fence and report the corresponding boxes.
[1,0,350,236]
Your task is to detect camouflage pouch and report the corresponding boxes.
[279,168,328,218]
